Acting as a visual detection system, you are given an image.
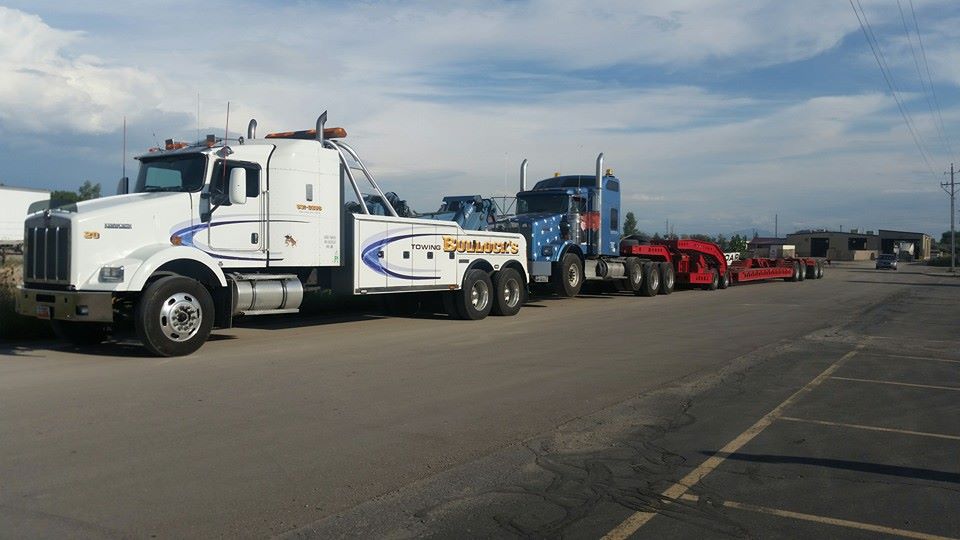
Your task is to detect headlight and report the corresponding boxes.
[541,245,555,257]
[99,266,125,283]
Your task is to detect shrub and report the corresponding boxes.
[0,257,51,341]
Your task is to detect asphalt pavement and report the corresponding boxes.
[2,262,957,538]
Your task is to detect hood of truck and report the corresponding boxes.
[497,213,566,261]
[25,192,196,291]
[66,192,186,215]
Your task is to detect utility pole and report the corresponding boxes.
[942,163,957,272]
[775,213,778,238]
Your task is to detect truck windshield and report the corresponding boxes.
[135,154,207,193]
[517,194,570,214]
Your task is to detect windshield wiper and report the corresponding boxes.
[142,186,182,193]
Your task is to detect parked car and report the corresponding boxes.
[876,253,898,270]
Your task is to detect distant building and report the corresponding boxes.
[878,230,932,261]
[786,229,932,261]
[747,237,796,258]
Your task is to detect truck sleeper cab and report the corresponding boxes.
[16,112,528,357]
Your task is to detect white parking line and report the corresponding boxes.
[601,347,862,540]
[868,353,960,365]
[780,416,960,441]
[677,494,958,540]
[830,376,960,392]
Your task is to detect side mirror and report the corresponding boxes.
[116,177,129,195]
[229,168,247,205]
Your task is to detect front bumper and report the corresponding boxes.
[15,287,114,323]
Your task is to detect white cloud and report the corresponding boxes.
[1,1,959,235]
[0,7,162,134]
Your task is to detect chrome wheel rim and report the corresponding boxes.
[649,269,660,290]
[502,278,521,308]
[567,264,581,287]
[471,281,490,311]
[159,292,202,342]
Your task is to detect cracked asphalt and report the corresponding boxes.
[2,262,957,538]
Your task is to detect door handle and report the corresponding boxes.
[251,233,259,244]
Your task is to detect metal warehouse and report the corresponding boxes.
[786,229,932,261]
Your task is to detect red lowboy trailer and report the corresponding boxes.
[619,237,824,296]
[730,256,824,283]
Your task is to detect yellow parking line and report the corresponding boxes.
[600,347,862,540]
[677,494,957,540]
[830,376,960,392]
[780,416,960,441]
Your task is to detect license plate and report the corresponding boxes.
[36,305,51,320]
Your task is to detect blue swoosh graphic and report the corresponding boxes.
[361,233,440,280]
[171,219,309,262]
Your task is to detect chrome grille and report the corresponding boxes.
[24,217,70,284]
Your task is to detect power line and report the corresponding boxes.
[897,0,950,158]
[850,0,937,177]
[941,164,956,272]
[908,0,955,160]
[857,0,937,168]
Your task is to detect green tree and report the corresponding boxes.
[50,181,102,209]
[78,180,101,201]
[728,233,747,253]
[715,233,728,251]
[623,212,639,237]
[49,190,80,209]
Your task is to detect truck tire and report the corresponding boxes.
[626,258,643,293]
[805,262,816,280]
[798,263,806,281]
[703,268,719,290]
[718,270,731,289]
[637,262,660,297]
[816,261,824,279]
[552,253,583,297]
[453,269,493,320]
[658,262,675,295]
[51,320,110,347]
[786,262,799,282]
[135,276,214,357]
[491,268,525,316]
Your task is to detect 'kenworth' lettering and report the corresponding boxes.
[442,236,520,255]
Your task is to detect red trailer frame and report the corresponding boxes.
[621,239,728,286]
[621,238,824,288]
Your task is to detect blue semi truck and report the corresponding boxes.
[425,154,666,297]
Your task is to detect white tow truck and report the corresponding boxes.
[16,112,528,356]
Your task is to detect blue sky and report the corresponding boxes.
[1,1,959,236]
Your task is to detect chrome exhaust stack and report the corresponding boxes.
[316,111,327,145]
[594,153,604,255]
[520,158,528,192]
